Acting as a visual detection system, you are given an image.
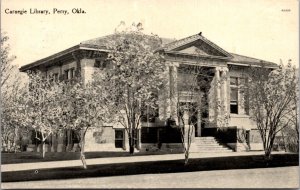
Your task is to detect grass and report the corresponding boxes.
[2,153,298,182]
[1,150,183,164]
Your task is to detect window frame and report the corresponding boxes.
[229,76,249,115]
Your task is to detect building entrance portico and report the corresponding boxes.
[177,65,231,138]
[177,64,220,138]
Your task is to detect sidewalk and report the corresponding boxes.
[2,166,298,189]
[1,151,287,172]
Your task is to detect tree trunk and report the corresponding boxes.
[41,142,46,158]
[184,151,189,165]
[80,148,87,169]
[280,130,287,152]
[80,131,87,169]
[14,127,19,153]
[129,137,134,154]
[264,143,273,161]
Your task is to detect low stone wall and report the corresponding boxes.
[85,143,124,152]
[160,143,184,152]
[250,143,264,150]
[84,126,119,152]
[140,143,184,152]
[249,129,263,151]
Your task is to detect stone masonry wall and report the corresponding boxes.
[80,58,96,84]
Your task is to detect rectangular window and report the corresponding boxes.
[49,73,59,82]
[64,70,69,80]
[94,60,102,68]
[230,88,238,114]
[64,68,76,80]
[230,77,238,86]
[115,129,124,148]
[239,78,246,86]
[53,73,59,82]
[229,76,249,115]
[95,60,107,69]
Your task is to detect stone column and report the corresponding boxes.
[197,107,202,137]
[158,65,170,120]
[166,65,172,118]
[215,67,221,126]
[170,63,179,124]
[80,58,96,84]
[183,108,189,125]
[221,68,229,127]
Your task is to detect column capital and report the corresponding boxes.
[215,66,222,72]
[221,67,229,73]
[215,66,228,72]
[167,61,180,67]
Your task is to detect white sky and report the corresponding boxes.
[1,0,299,67]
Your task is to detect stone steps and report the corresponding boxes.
[196,147,231,151]
[195,150,233,153]
[195,145,230,149]
[194,141,220,144]
[192,137,233,153]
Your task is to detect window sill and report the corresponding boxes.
[230,114,250,118]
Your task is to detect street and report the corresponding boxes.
[2,166,298,189]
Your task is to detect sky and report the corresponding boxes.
[1,0,299,68]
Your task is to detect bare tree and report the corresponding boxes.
[248,61,297,159]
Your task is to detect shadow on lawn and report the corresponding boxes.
[2,153,298,182]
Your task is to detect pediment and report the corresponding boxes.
[163,34,232,59]
[178,46,209,56]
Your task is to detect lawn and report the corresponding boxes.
[2,153,299,182]
[1,150,183,164]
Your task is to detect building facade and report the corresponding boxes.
[20,33,277,153]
